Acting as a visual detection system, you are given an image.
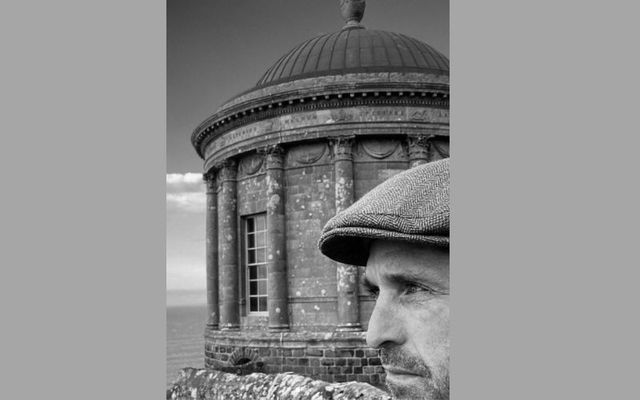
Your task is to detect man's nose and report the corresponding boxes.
[366,295,405,348]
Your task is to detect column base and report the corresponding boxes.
[268,325,290,332]
[336,324,363,332]
[220,325,240,331]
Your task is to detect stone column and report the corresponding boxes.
[204,171,219,330]
[407,134,431,167]
[332,136,361,331]
[263,145,290,331]
[217,160,240,330]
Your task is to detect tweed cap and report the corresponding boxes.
[318,158,449,266]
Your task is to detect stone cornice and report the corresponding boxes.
[192,84,449,159]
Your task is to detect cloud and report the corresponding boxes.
[167,173,206,292]
[167,173,205,213]
[167,192,206,213]
[166,172,204,193]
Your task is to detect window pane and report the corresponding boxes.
[258,265,267,279]
[249,265,256,280]
[259,297,267,312]
[256,215,265,231]
[257,248,266,263]
[249,281,257,295]
[247,218,255,233]
[247,233,255,248]
[250,297,258,312]
[256,232,265,247]
[248,249,256,264]
[258,280,267,295]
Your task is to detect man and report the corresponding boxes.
[318,158,450,400]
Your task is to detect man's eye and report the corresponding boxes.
[366,286,380,299]
[402,283,431,296]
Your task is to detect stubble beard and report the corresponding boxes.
[381,348,449,400]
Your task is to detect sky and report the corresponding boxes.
[166,0,449,304]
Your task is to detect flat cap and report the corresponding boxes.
[318,158,449,266]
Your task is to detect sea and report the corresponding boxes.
[166,302,207,388]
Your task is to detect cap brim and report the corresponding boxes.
[319,226,449,266]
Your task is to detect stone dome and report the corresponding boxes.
[255,26,449,89]
[192,1,450,160]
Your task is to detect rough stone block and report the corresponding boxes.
[365,350,379,358]
[285,357,297,365]
[306,348,323,357]
[320,358,335,366]
[337,349,354,358]
[328,366,341,374]
[368,357,381,365]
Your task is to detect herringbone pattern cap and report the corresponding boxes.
[318,158,449,266]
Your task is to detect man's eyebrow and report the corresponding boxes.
[364,271,425,288]
[385,272,429,286]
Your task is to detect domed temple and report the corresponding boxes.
[191,0,449,385]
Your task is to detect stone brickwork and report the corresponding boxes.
[353,137,409,199]
[204,331,386,387]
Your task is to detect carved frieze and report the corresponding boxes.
[285,142,329,167]
[238,153,265,177]
[356,138,404,162]
[203,106,449,162]
[360,139,400,160]
[430,138,450,160]
[193,90,450,158]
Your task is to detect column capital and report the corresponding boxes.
[259,145,285,169]
[330,135,355,162]
[215,159,237,181]
[203,170,217,193]
[406,134,434,165]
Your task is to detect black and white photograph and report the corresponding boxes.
[4,0,639,399]
[167,1,449,399]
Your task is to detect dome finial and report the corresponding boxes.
[338,0,366,28]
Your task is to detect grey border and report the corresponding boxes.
[452,0,636,398]
[3,0,638,398]
[2,1,166,398]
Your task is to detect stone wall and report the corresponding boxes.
[285,143,337,329]
[204,331,386,387]
[168,368,391,400]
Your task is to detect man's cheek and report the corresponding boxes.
[411,302,450,355]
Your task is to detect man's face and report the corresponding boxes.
[365,240,450,400]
